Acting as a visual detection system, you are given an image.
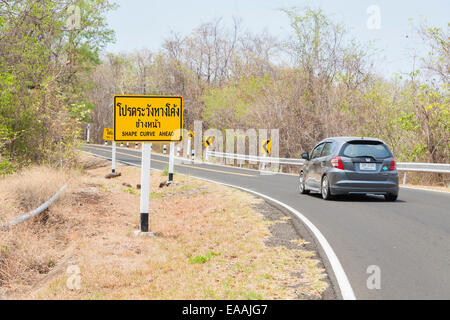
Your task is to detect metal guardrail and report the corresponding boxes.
[207,151,450,174]
[397,162,450,173]
[1,184,67,229]
[206,151,305,165]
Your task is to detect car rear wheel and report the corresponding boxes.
[299,172,309,194]
[384,193,398,201]
[321,175,333,200]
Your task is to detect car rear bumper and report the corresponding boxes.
[328,171,399,195]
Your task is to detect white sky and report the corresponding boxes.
[105,0,449,77]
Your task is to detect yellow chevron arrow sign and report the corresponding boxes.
[204,136,214,147]
[261,139,271,154]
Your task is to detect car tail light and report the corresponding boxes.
[331,156,344,170]
[389,158,396,171]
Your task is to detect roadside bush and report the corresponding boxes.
[0,166,67,212]
[0,158,16,176]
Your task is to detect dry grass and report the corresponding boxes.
[0,219,70,294]
[0,166,69,223]
[398,171,450,189]
[0,166,73,296]
[0,153,328,300]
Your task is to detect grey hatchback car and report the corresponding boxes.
[299,137,399,201]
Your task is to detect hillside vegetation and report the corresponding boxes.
[0,0,115,172]
[88,9,448,169]
[1,3,448,183]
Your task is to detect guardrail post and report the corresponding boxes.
[163,144,167,154]
[126,143,129,148]
[139,143,152,233]
[187,138,192,159]
[192,149,195,161]
[169,142,174,181]
[86,124,90,144]
[260,153,267,171]
[112,141,116,173]
[403,171,407,185]
[135,143,139,149]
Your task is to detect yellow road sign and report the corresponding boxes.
[188,130,194,139]
[103,128,114,141]
[261,140,271,154]
[113,95,183,142]
[204,136,214,147]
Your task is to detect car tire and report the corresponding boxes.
[384,193,398,201]
[299,172,309,194]
[321,175,333,200]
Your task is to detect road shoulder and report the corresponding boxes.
[1,153,330,299]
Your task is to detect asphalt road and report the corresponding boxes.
[83,144,450,300]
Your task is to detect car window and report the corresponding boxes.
[310,143,325,159]
[320,142,333,157]
[341,142,392,158]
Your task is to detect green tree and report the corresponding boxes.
[0,0,116,169]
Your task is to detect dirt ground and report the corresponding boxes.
[0,153,331,300]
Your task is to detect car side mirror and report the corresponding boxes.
[301,153,309,160]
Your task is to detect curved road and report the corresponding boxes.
[83,144,450,300]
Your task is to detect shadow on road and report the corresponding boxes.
[306,193,406,203]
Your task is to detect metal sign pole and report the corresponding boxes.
[169,142,175,181]
[205,146,209,162]
[261,153,266,171]
[112,141,117,173]
[140,143,152,232]
[86,124,90,144]
[187,138,191,159]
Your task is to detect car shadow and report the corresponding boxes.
[307,193,405,203]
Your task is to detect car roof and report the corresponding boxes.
[317,136,385,144]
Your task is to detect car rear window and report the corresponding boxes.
[341,141,392,159]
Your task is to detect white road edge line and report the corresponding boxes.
[81,149,357,300]
[193,177,357,300]
[400,186,450,194]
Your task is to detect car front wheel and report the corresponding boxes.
[299,172,309,194]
